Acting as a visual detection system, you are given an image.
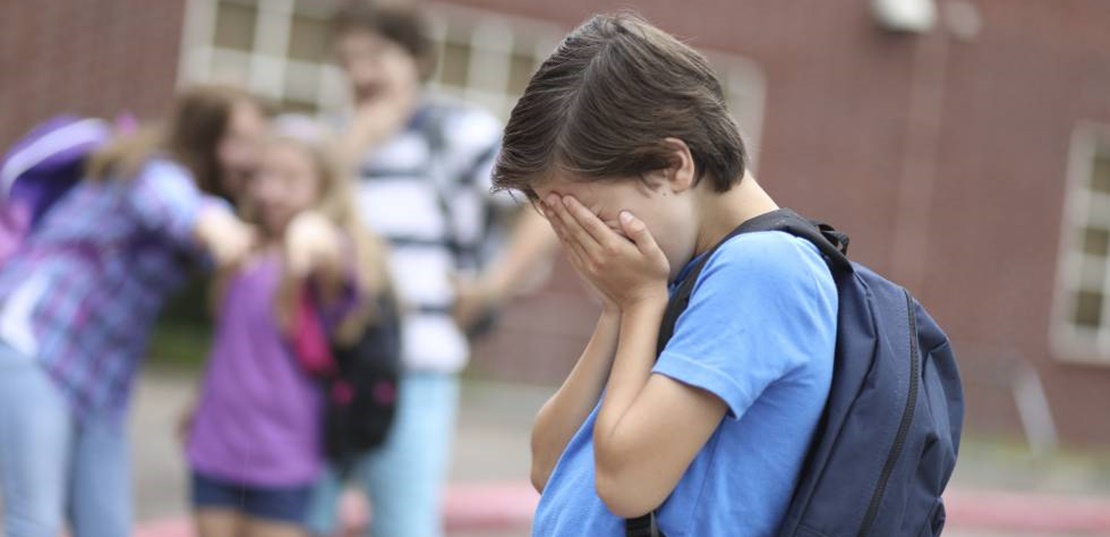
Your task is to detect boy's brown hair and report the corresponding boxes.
[493,13,748,198]
[330,2,436,80]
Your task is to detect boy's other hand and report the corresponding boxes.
[451,274,501,333]
[544,195,669,311]
[343,89,416,158]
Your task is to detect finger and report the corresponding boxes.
[557,224,591,272]
[549,215,592,273]
[562,196,619,248]
[544,197,597,268]
[544,202,570,242]
[619,211,662,257]
[548,195,601,255]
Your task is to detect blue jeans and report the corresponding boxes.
[0,342,132,537]
[306,372,460,537]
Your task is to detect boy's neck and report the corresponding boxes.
[694,173,779,256]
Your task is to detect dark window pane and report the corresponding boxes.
[440,41,471,88]
[508,50,536,97]
[1083,227,1110,257]
[1093,154,1110,195]
[215,2,257,52]
[289,14,329,63]
[281,98,318,115]
[1073,290,1104,328]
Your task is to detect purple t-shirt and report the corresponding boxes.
[187,252,327,487]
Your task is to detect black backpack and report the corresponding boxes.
[321,292,403,471]
[627,209,964,537]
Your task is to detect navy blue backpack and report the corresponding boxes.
[627,209,964,537]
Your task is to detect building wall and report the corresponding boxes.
[922,0,1110,444]
[0,0,187,148]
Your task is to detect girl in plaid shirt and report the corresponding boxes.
[0,85,265,537]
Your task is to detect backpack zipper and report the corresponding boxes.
[857,290,920,537]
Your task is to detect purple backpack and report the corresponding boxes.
[0,116,116,263]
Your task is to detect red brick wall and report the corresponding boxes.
[0,0,187,148]
[922,0,1110,444]
[464,0,1110,445]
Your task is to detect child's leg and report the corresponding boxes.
[303,464,344,536]
[191,472,250,537]
[68,409,132,537]
[361,372,459,537]
[0,343,72,537]
[245,518,308,537]
[196,509,248,537]
[242,483,313,537]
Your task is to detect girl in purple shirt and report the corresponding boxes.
[186,117,392,537]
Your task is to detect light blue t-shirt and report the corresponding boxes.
[532,231,838,537]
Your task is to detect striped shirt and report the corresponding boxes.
[0,159,218,420]
[355,98,510,373]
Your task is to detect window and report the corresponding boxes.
[1053,123,1110,363]
[177,0,765,163]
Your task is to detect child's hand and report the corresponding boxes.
[285,211,342,278]
[544,195,669,311]
[198,206,256,269]
[343,89,417,157]
[451,274,501,334]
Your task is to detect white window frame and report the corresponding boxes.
[177,0,766,168]
[1051,121,1110,365]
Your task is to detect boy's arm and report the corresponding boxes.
[544,195,727,518]
[592,298,727,518]
[531,307,620,493]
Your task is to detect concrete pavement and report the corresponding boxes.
[16,369,1107,536]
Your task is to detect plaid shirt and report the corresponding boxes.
[0,158,216,421]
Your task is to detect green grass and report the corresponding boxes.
[147,320,211,372]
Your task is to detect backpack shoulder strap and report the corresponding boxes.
[415,104,476,268]
[655,208,851,354]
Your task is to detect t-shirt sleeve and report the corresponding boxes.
[127,159,227,249]
[653,232,838,421]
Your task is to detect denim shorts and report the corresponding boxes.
[191,471,313,525]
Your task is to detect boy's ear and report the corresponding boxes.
[662,137,696,194]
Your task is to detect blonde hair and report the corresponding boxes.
[265,116,396,341]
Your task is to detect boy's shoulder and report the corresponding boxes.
[697,230,835,295]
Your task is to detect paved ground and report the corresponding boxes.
[4,368,1110,536]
